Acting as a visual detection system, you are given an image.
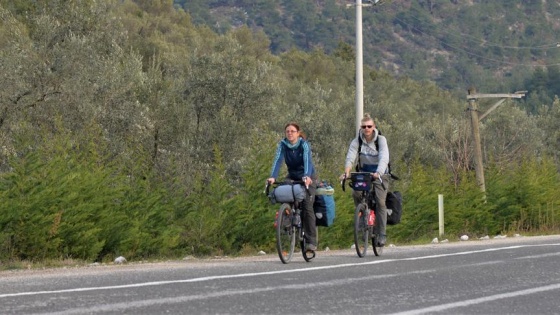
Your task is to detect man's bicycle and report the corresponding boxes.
[342,172,383,257]
[266,180,315,264]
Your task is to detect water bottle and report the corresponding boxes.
[368,209,375,226]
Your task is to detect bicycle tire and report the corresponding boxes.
[353,203,369,258]
[276,203,296,264]
[302,248,315,261]
[370,204,383,256]
[372,234,383,256]
[301,226,318,262]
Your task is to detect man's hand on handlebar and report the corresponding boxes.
[339,173,348,192]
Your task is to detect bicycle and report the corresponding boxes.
[342,172,383,257]
[265,180,316,264]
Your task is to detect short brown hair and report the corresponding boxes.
[361,113,375,125]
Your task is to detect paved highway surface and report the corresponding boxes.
[1,235,559,314]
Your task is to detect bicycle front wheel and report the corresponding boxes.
[276,203,296,264]
[353,203,369,258]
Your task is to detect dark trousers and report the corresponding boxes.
[288,176,317,246]
[302,183,317,245]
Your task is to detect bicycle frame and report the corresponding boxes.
[266,180,315,264]
[342,172,383,257]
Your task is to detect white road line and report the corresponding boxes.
[388,283,560,315]
[38,269,437,315]
[514,251,560,260]
[1,243,559,299]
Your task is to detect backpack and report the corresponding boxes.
[356,131,399,180]
[386,191,403,225]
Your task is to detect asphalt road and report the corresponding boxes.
[1,235,560,314]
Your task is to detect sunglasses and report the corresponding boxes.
[361,125,374,129]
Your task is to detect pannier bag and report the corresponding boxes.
[386,191,403,225]
[350,172,372,191]
[314,194,336,227]
[316,179,335,196]
[270,184,305,204]
[316,186,334,195]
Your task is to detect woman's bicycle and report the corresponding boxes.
[265,180,316,264]
[342,172,383,258]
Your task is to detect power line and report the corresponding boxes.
[388,15,560,68]
[393,13,558,50]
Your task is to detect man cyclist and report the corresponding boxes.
[340,114,390,246]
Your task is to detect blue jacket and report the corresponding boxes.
[270,137,315,180]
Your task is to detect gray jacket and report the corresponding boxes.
[344,128,390,175]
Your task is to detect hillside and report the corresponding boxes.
[175,0,560,106]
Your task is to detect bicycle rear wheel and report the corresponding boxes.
[372,234,383,256]
[302,226,318,262]
[353,203,369,258]
[276,203,296,264]
[370,205,383,256]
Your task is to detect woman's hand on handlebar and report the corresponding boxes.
[302,176,312,188]
[264,178,275,195]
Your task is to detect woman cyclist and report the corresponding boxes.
[267,122,318,251]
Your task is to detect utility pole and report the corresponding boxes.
[347,0,382,136]
[467,88,484,192]
[466,88,526,193]
[355,0,364,136]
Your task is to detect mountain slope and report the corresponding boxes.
[174,0,560,103]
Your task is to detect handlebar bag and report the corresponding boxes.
[272,184,305,203]
[350,173,372,191]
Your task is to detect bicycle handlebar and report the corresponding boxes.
[341,172,380,193]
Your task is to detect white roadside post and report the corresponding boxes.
[438,194,444,237]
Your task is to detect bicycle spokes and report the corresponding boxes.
[276,204,296,264]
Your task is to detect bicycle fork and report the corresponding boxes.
[359,204,375,237]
